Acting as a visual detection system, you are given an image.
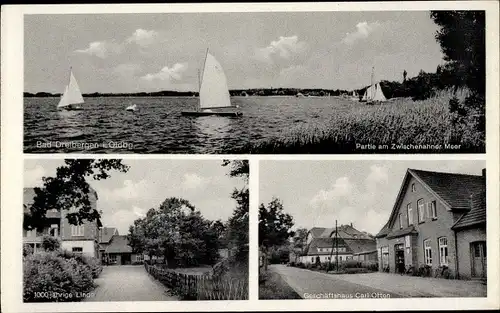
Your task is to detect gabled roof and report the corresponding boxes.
[306,237,351,255]
[327,224,374,240]
[386,225,418,239]
[309,227,327,238]
[99,227,118,243]
[343,239,377,254]
[104,235,132,254]
[376,169,485,238]
[409,169,485,210]
[452,191,486,230]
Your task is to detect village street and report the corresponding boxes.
[271,264,487,298]
[84,265,179,301]
[271,264,402,299]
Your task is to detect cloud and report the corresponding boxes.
[342,21,381,45]
[127,29,159,46]
[24,165,45,187]
[105,206,146,234]
[182,173,211,190]
[140,63,188,81]
[103,179,152,201]
[308,165,390,234]
[256,35,308,63]
[74,41,123,58]
[310,176,353,206]
[113,63,141,77]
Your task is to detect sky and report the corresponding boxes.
[259,160,486,235]
[24,11,445,93]
[24,159,245,234]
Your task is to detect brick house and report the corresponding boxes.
[375,168,486,279]
[23,187,101,258]
[299,224,377,264]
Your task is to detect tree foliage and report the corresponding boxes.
[222,160,249,263]
[292,227,309,254]
[259,197,295,248]
[24,159,129,230]
[127,197,220,267]
[430,11,485,96]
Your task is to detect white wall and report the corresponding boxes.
[299,254,353,264]
[61,240,96,258]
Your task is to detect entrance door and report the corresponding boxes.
[395,244,405,274]
[121,253,131,265]
[471,241,486,278]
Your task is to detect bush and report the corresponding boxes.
[42,236,61,252]
[23,252,94,302]
[23,244,33,257]
[55,250,102,278]
[360,260,378,272]
[417,264,433,277]
[344,260,362,268]
[297,262,305,269]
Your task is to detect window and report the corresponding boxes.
[424,239,432,266]
[71,225,84,236]
[399,213,404,229]
[418,199,425,223]
[407,203,413,225]
[411,183,416,192]
[72,247,83,255]
[429,201,437,219]
[405,235,411,248]
[438,237,448,266]
[311,257,314,263]
[136,254,144,262]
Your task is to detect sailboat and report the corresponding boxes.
[361,67,386,104]
[349,90,359,101]
[181,49,242,117]
[58,67,84,111]
[125,104,137,112]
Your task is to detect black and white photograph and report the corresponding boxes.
[258,160,487,299]
[22,159,249,302]
[24,10,485,154]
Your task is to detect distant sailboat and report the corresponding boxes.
[350,90,359,101]
[181,49,242,117]
[58,67,84,111]
[361,67,386,104]
[126,104,137,112]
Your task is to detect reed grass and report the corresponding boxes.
[196,263,249,300]
[236,89,484,154]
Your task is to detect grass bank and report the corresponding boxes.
[259,270,302,300]
[233,90,484,154]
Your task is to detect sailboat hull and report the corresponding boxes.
[181,110,242,117]
[59,106,84,111]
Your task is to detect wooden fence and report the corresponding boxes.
[144,262,209,299]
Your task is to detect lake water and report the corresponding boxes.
[24,96,355,154]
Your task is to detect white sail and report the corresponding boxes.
[58,70,84,108]
[199,52,232,110]
[373,83,387,101]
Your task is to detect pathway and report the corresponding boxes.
[271,265,486,298]
[85,265,179,301]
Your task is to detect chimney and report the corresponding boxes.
[350,222,353,227]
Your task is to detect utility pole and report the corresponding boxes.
[335,220,339,271]
[327,219,338,272]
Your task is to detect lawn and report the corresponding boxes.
[259,270,302,300]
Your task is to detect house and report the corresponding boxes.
[23,187,101,258]
[102,235,144,265]
[375,168,486,279]
[299,224,377,264]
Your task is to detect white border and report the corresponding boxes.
[2,1,500,312]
